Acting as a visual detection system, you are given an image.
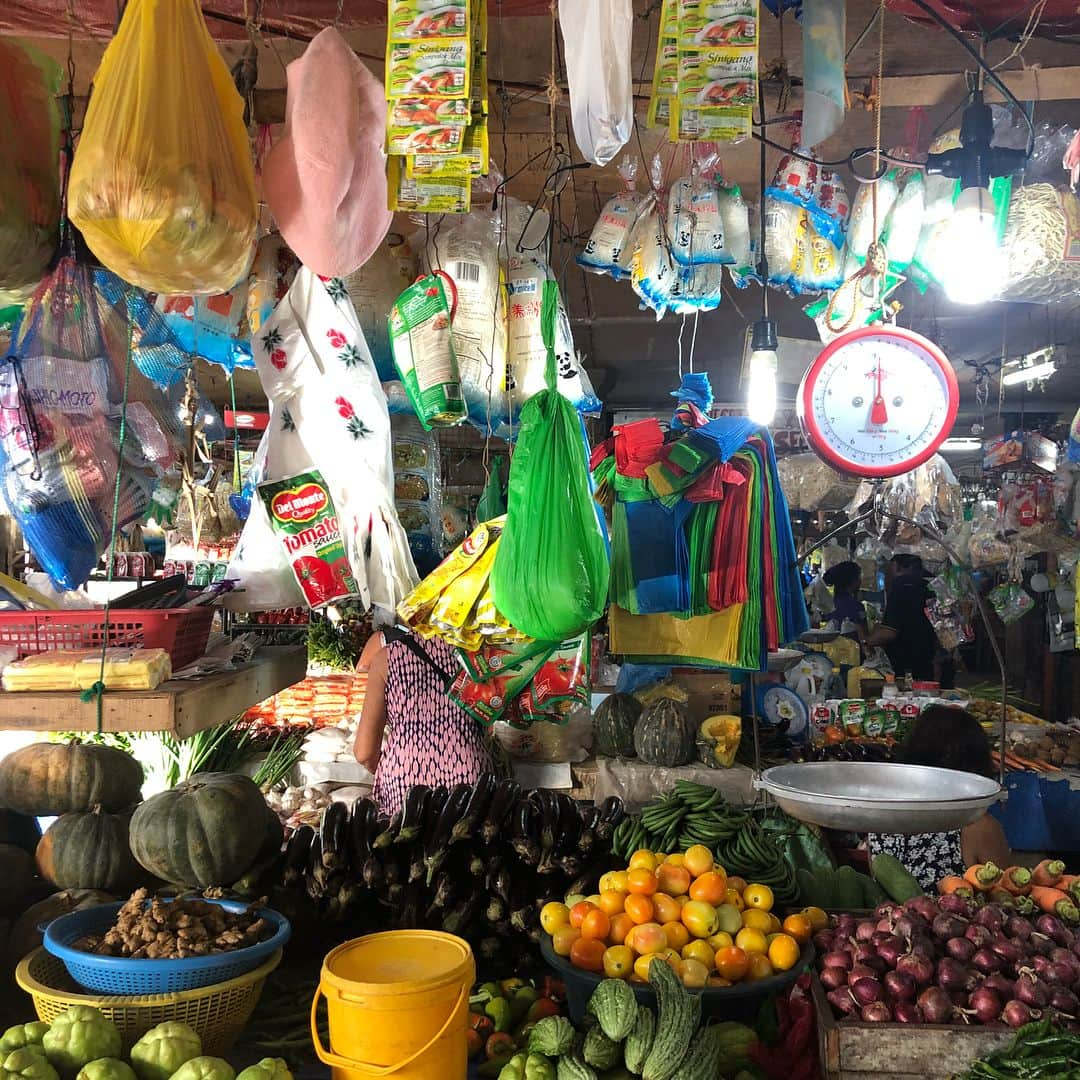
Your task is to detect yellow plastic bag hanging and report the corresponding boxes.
[69,0,257,295]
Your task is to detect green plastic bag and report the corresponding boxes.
[490,281,609,641]
[476,455,507,523]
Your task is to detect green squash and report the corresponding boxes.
[633,698,696,767]
[42,1007,122,1077]
[129,773,267,887]
[37,807,142,891]
[592,694,641,758]
[0,743,142,816]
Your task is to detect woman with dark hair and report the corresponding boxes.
[867,705,1011,890]
[822,560,866,641]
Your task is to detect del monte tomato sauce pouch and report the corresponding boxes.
[258,470,359,608]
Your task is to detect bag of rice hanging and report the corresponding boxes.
[999,183,1080,304]
[69,0,257,295]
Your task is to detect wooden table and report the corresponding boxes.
[0,646,307,737]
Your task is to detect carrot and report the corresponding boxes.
[1029,885,1079,921]
[964,862,1004,892]
[1031,859,1066,888]
[998,866,1032,896]
[987,886,1016,908]
[938,875,973,897]
[1057,874,1077,890]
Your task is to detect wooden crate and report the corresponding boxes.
[812,976,1012,1080]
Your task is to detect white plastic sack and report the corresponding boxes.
[667,176,730,266]
[558,0,633,166]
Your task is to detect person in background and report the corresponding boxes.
[353,627,491,817]
[865,553,938,682]
[355,629,386,673]
[867,705,1010,890]
[822,560,866,644]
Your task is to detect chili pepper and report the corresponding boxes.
[485,996,513,1033]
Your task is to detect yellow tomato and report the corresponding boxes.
[658,951,685,978]
[744,953,774,981]
[608,870,630,894]
[743,883,774,912]
[603,944,635,979]
[801,905,828,932]
[707,974,733,987]
[598,872,618,894]
[609,913,635,946]
[627,868,659,897]
[707,931,734,952]
[689,870,727,905]
[715,903,743,935]
[652,893,682,925]
[681,957,710,988]
[766,913,782,934]
[674,894,690,907]
[628,849,658,872]
[741,908,773,933]
[768,932,801,972]
[724,887,745,911]
[657,863,692,897]
[598,890,626,917]
[680,899,720,939]
[633,953,659,981]
[664,853,686,867]
[683,844,714,878]
[663,920,691,951]
[654,853,668,864]
[551,925,581,957]
[586,894,603,907]
[734,927,768,955]
[540,901,570,935]
[631,922,667,955]
[682,939,715,971]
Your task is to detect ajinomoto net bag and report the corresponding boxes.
[68,0,257,295]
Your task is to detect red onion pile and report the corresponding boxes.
[816,897,1080,1029]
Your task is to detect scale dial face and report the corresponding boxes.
[797,326,960,479]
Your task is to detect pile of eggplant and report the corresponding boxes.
[279,775,626,968]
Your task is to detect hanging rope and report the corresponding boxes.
[545,0,561,157]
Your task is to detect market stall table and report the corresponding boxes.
[0,646,307,736]
[593,756,756,807]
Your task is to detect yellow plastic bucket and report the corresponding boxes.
[311,931,474,1080]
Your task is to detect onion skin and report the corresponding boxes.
[820,966,849,991]
[934,914,969,941]
[851,977,884,1006]
[1015,972,1048,1008]
[982,973,1016,1000]
[1049,987,1079,1015]
[1002,1000,1038,1028]
[965,925,993,949]
[1029,932,1056,958]
[875,936,905,968]
[974,905,1006,935]
[909,937,936,961]
[917,986,954,1024]
[946,937,976,964]
[894,913,929,940]
[884,970,917,1003]
[1005,916,1033,942]
[860,1002,892,1022]
[972,948,1004,975]
[827,988,858,1017]
[1049,947,1080,980]
[905,896,941,923]
[968,986,1002,1024]
[850,963,878,982]
[875,902,899,920]
[856,921,877,943]
[896,952,935,987]
[813,930,836,952]
[1036,915,1072,947]
[938,894,972,916]
[988,937,1024,968]
[893,1002,923,1023]
[823,950,853,971]
[936,957,976,992]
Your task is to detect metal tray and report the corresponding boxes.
[754,761,1002,833]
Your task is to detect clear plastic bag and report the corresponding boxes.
[989,582,1034,625]
[882,171,925,271]
[0,41,61,306]
[345,236,418,383]
[558,0,633,166]
[69,0,257,295]
[577,158,649,277]
[667,174,730,267]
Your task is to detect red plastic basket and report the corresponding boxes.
[0,608,215,670]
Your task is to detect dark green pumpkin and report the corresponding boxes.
[633,698,696,767]
[0,807,42,855]
[129,772,268,887]
[593,693,642,758]
[36,806,142,891]
[0,742,143,816]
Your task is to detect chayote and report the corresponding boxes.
[42,1010,121,1077]
[234,1061,291,1080]
[166,1058,234,1080]
[129,1025,202,1080]
[1,1049,60,1080]
[76,1061,136,1080]
[0,1028,49,1055]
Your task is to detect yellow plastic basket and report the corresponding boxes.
[16,947,281,1055]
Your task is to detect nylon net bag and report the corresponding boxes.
[68,0,257,295]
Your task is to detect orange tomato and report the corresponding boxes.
[598,890,626,917]
[765,913,782,934]
[727,876,748,894]
[631,922,667,955]
[801,906,828,932]
[652,893,682,925]
[735,927,768,955]
[689,870,728,905]
[603,944,635,979]
[680,899,720,939]
[707,931,734,952]
[628,849,658,871]
[714,945,750,981]
[663,920,691,951]
[768,932,801,972]
[682,939,715,971]
[741,908,772,933]
[683,844,714,878]
[624,894,654,925]
[745,953,774,981]
[657,863,692,897]
[724,887,745,911]
[627,868,658,897]
[581,908,611,941]
[824,725,845,744]
[743,884,774,912]
[570,936,606,972]
[663,853,686,867]
[551,925,581,957]
[570,900,596,928]
[609,912,635,945]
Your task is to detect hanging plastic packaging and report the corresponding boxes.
[558,0,634,166]
[68,0,257,295]
[847,171,901,259]
[667,175,730,266]
[388,274,467,429]
[882,171,926,272]
[631,207,679,318]
[718,185,752,277]
[490,282,610,641]
[345,237,418,383]
[577,158,649,277]
[0,41,61,306]
[155,286,249,372]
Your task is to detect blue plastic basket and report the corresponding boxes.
[43,898,291,995]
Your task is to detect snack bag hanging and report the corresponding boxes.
[68,0,257,295]
[490,281,610,641]
[577,158,649,277]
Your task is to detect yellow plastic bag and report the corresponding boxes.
[609,603,745,667]
[69,0,257,295]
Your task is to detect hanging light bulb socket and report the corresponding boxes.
[750,316,778,357]
[925,90,1028,185]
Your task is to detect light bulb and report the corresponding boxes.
[747,317,778,426]
[940,186,1004,305]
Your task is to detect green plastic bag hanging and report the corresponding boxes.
[490,281,609,641]
[476,454,507,523]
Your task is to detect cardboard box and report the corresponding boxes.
[671,668,739,721]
